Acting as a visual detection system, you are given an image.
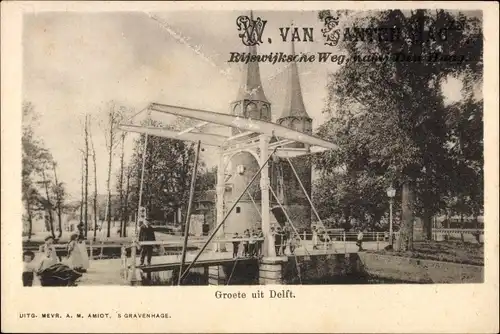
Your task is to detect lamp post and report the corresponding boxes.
[386,186,396,245]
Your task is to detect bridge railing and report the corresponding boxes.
[121,237,266,282]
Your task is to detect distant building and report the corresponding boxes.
[433,215,484,229]
[193,190,216,233]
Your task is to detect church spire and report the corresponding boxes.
[235,11,269,103]
[279,40,310,119]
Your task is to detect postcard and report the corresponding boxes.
[1,1,498,333]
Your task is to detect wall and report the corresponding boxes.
[224,151,262,234]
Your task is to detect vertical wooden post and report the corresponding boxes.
[136,134,148,234]
[215,149,226,252]
[178,141,201,285]
[130,240,138,285]
[89,238,93,262]
[179,148,277,281]
[343,231,347,254]
[260,135,275,257]
[121,245,128,280]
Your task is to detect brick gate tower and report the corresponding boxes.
[273,40,313,231]
[223,39,312,234]
[223,38,271,234]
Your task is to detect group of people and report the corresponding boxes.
[230,225,303,258]
[22,233,89,287]
[272,225,300,256]
[231,228,264,258]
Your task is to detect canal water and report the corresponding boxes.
[145,271,415,285]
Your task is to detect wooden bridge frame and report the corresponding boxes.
[119,102,337,284]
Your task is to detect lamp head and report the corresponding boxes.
[386,186,396,198]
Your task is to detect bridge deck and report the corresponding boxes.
[136,256,259,273]
[130,240,389,273]
[71,241,388,285]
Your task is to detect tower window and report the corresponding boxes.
[236,207,241,214]
[233,103,242,116]
[246,102,259,119]
[261,104,269,120]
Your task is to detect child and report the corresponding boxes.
[232,233,241,258]
[256,228,264,257]
[249,230,257,256]
[274,227,282,256]
[289,234,299,255]
[243,230,250,257]
[22,251,36,286]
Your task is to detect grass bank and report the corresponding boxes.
[371,240,484,266]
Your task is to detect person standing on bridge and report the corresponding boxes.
[138,219,156,266]
[232,233,241,258]
[243,229,250,257]
[356,229,364,251]
[256,228,264,257]
[274,226,283,256]
[312,226,319,250]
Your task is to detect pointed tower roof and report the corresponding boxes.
[279,40,311,119]
[235,11,269,103]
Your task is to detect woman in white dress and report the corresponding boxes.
[77,237,89,271]
[37,236,82,286]
[67,234,84,272]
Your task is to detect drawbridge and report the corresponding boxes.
[118,102,337,284]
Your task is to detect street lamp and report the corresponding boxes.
[386,185,396,245]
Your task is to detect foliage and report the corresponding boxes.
[22,102,66,238]
[314,10,483,249]
[314,171,401,231]
[126,119,215,224]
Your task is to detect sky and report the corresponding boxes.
[23,10,470,199]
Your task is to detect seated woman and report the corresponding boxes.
[37,237,83,287]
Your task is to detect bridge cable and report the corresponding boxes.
[226,256,239,285]
[268,185,311,257]
[268,185,310,284]
[179,148,278,280]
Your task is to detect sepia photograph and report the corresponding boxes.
[20,8,485,287]
[2,1,498,333]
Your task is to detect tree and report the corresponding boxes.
[89,117,99,241]
[314,171,397,231]
[40,169,56,239]
[84,114,90,238]
[22,102,42,240]
[126,119,211,227]
[103,102,123,238]
[122,163,132,237]
[117,133,126,237]
[315,10,483,250]
[52,162,65,239]
[22,102,61,240]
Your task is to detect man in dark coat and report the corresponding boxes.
[138,219,156,266]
